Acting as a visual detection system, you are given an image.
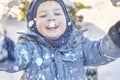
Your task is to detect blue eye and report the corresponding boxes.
[40,15,47,18]
[55,13,61,16]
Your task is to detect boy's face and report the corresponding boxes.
[36,1,66,40]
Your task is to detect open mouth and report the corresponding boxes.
[46,26,58,29]
[46,21,58,30]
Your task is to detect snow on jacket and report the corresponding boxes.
[0,27,120,80]
[0,0,120,80]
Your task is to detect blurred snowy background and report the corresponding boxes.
[0,0,120,80]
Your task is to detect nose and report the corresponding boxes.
[48,14,56,21]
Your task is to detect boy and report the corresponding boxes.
[0,0,120,80]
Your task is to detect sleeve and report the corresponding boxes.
[108,21,120,48]
[82,21,120,66]
[0,36,32,73]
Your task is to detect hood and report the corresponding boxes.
[27,0,72,32]
[26,0,73,48]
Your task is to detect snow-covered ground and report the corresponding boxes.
[0,0,120,80]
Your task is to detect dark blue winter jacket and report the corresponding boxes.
[0,28,120,80]
[0,0,120,80]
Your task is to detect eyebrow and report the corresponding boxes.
[38,10,47,13]
[38,8,62,13]
[54,8,61,11]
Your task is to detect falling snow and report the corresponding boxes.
[28,20,34,27]
[13,65,19,71]
[35,58,43,66]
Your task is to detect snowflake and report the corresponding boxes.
[20,49,28,55]
[68,21,71,26]
[20,49,29,63]
[13,65,19,71]
[28,20,34,27]
[39,73,45,80]
[44,53,50,60]
[35,58,43,66]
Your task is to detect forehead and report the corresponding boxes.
[37,1,63,11]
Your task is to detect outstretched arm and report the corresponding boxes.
[0,28,32,72]
[83,21,120,66]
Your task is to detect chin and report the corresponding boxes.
[47,36,60,40]
[46,34,60,39]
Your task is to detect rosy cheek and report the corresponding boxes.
[37,19,47,26]
[37,22,42,27]
[59,20,66,26]
[59,17,66,24]
[37,20,45,27]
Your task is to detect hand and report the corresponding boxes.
[0,28,15,62]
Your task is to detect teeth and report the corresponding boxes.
[49,21,55,28]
